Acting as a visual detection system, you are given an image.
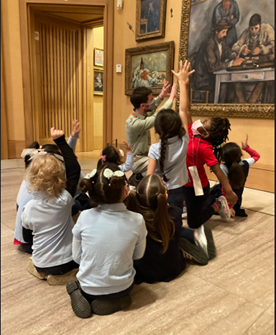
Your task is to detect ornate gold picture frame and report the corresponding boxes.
[135,0,167,42]
[177,0,275,119]
[125,41,174,96]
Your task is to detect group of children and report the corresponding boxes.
[15,61,260,319]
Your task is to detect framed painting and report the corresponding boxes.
[93,69,103,95]
[125,41,174,96]
[135,0,167,42]
[94,48,104,67]
[177,0,275,119]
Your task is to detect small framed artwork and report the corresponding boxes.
[125,41,174,96]
[94,48,104,67]
[136,0,167,42]
[93,69,103,95]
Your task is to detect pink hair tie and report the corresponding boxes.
[100,152,106,162]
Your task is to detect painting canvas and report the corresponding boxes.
[125,41,174,96]
[178,0,274,119]
[94,70,103,95]
[136,0,167,42]
[94,48,104,67]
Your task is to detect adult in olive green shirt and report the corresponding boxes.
[126,81,175,176]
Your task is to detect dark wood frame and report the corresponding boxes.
[177,0,275,119]
[135,0,167,42]
[125,41,174,96]
[93,69,104,95]
[94,48,104,67]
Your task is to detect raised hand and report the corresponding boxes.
[159,80,171,99]
[169,83,177,100]
[241,134,248,150]
[172,60,195,84]
[50,127,64,140]
[72,119,81,138]
[122,141,132,153]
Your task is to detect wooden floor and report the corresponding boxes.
[1,155,274,335]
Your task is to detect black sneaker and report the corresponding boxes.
[179,238,209,265]
[204,226,216,260]
[66,281,92,318]
[91,295,132,315]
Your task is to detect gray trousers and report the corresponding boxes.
[131,156,149,176]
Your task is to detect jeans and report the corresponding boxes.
[167,186,186,210]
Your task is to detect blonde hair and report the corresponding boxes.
[25,154,66,199]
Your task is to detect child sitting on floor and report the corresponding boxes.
[22,127,80,285]
[66,163,147,318]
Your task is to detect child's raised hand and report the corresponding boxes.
[123,141,132,153]
[172,60,195,84]
[169,83,177,100]
[50,127,64,140]
[72,120,81,138]
[241,134,248,150]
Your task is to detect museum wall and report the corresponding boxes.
[1,0,274,191]
[112,0,274,192]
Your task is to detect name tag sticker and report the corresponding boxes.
[188,166,204,196]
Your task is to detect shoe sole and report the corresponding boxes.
[66,281,92,318]
[47,268,78,286]
[218,196,231,220]
[179,238,208,265]
[91,295,132,316]
[204,226,216,260]
[27,257,47,280]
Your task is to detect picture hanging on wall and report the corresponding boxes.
[135,0,167,42]
[177,0,275,119]
[125,41,174,96]
[93,69,103,95]
[94,48,104,67]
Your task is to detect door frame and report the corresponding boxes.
[19,0,114,149]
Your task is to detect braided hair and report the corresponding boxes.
[209,118,231,164]
[154,109,186,182]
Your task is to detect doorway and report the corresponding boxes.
[19,0,114,152]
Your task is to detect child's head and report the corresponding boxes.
[155,109,186,181]
[79,163,128,206]
[97,146,122,168]
[201,117,231,163]
[25,153,66,199]
[222,142,245,189]
[125,174,175,254]
[130,87,153,110]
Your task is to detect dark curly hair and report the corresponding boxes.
[79,163,126,207]
[154,109,186,182]
[208,118,231,163]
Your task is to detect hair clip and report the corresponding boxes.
[216,145,221,149]
[84,169,97,182]
[27,150,47,161]
[100,152,107,162]
[103,168,125,186]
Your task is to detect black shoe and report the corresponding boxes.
[204,226,216,260]
[18,243,33,254]
[179,238,209,265]
[91,295,132,316]
[66,281,92,318]
[235,209,248,217]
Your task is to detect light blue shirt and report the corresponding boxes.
[22,190,74,267]
[148,134,189,190]
[72,203,147,295]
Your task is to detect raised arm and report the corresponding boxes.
[67,119,81,152]
[172,60,194,133]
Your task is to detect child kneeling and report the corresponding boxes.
[66,163,147,318]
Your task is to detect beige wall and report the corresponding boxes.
[2,0,26,157]
[112,0,274,192]
[92,27,104,149]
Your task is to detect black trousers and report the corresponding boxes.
[183,184,215,229]
[36,260,79,275]
[81,282,134,303]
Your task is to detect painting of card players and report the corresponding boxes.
[187,0,274,104]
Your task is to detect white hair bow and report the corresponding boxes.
[103,168,124,179]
